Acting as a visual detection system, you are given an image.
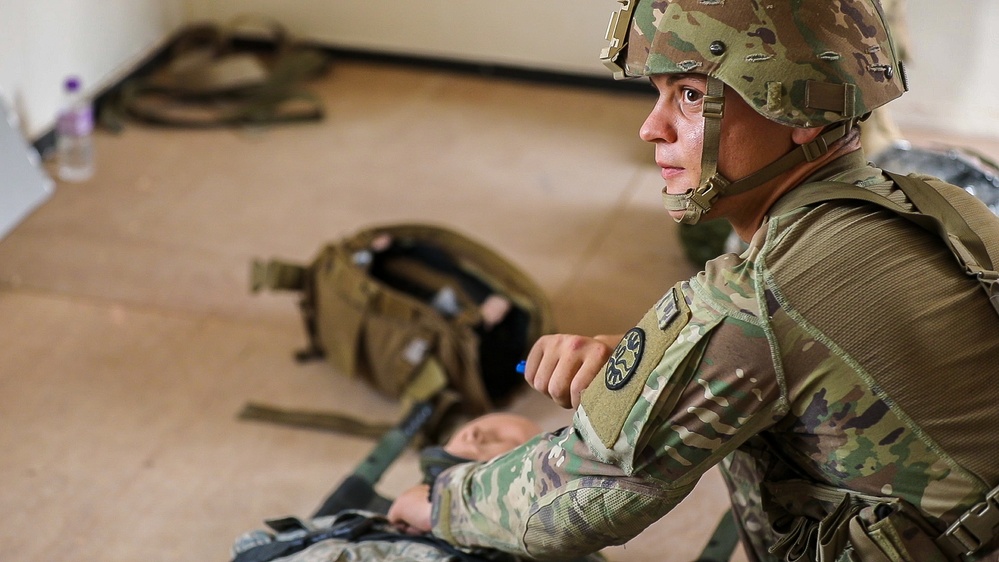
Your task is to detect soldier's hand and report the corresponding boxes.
[523,333,621,409]
[387,484,432,535]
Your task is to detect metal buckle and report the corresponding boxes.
[689,176,727,211]
[941,487,999,556]
[599,0,637,79]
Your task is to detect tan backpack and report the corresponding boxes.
[249,223,555,431]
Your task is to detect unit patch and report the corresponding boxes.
[580,283,693,450]
[605,327,646,390]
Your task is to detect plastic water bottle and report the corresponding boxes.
[56,76,94,182]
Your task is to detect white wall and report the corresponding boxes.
[185,0,999,140]
[182,0,612,77]
[889,1,999,139]
[0,0,186,140]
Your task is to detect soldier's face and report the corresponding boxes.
[640,74,796,221]
[443,413,541,461]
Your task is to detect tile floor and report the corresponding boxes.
[2,59,997,562]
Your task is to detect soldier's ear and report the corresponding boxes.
[791,126,825,146]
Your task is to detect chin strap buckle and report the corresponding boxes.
[664,175,730,225]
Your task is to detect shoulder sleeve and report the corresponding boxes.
[431,277,783,560]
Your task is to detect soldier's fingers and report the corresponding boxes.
[528,352,558,396]
[547,357,584,409]
[524,335,559,388]
[569,361,603,409]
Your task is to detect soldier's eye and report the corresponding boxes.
[682,87,703,104]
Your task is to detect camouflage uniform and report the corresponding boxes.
[431,152,999,562]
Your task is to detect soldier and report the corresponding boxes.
[390,1,999,561]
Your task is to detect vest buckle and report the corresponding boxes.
[939,486,999,558]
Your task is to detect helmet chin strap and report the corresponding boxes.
[662,76,853,225]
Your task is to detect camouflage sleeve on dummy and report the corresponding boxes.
[431,254,788,560]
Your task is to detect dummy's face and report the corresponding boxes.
[639,74,796,221]
[443,413,541,462]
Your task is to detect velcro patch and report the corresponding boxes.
[581,284,692,450]
[605,328,645,390]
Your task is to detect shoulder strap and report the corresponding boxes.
[771,172,999,315]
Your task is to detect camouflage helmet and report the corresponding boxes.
[600,0,909,224]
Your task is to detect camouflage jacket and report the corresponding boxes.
[430,151,999,561]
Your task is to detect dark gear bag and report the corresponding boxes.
[250,223,555,427]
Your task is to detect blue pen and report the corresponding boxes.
[515,360,527,374]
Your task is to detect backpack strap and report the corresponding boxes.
[770,172,999,315]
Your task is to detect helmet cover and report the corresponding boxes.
[604,0,908,127]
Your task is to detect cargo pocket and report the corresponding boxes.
[314,254,371,379]
[770,494,863,562]
[846,501,951,562]
[360,291,437,398]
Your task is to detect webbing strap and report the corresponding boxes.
[237,362,448,439]
[238,403,393,438]
[663,77,729,224]
[662,118,850,225]
[770,173,999,313]
[887,171,993,271]
[699,76,726,189]
[250,259,307,292]
[723,121,851,199]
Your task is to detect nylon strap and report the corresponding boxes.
[723,122,850,199]
[663,77,728,224]
[662,102,850,225]
[250,259,307,292]
[238,403,394,438]
[238,360,448,439]
[698,76,727,191]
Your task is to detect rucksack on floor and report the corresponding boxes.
[249,223,555,432]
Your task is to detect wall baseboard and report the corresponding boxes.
[32,33,654,157]
[317,44,655,95]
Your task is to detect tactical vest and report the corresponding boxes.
[747,172,999,562]
[250,223,555,425]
